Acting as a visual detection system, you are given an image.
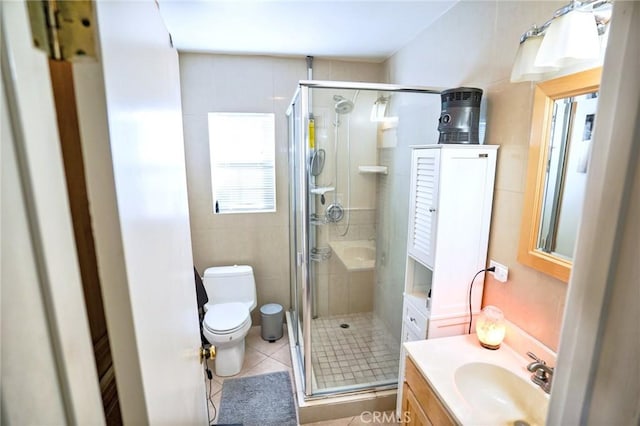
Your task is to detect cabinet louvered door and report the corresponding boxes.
[408,149,440,268]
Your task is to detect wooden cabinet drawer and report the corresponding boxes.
[404,357,457,426]
[402,382,432,426]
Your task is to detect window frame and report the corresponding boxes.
[207,112,276,214]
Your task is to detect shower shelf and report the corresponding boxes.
[310,186,335,195]
[358,166,388,175]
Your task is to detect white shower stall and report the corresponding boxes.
[286,80,440,398]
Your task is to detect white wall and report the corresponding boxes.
[384,1,570,350]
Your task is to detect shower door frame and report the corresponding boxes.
[288,80,441,398]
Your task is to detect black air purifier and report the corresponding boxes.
[437,87,483,144]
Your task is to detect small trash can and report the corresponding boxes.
[260,303,284,342]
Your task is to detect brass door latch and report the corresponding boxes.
[199,345,216,364]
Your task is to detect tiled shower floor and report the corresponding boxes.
[310,312,400,391]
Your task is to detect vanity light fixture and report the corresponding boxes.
[476,305,506,350]
[510,25,558,83]
[510,0,611,83]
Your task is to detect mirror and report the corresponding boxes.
[518,68,602,282]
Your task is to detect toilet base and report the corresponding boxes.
[214,340,245,377]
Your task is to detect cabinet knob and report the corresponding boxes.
[429,207,436,212]
[409,317,416,323]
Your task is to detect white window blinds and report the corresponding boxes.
[208,113,276,214]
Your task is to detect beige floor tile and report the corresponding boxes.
[300,410,400,425]
[247,325,262,339]
[243,345,269,370]
[270,343,293,367]
[205,376,222,396]
[281,326,290,343]
[347,411,399,425]
[208,389,222,424]
[240,356,289,377]
[302,417,354,426]
[247,332,289,356]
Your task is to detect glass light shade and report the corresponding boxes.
[510,35,558,83]
[535,10,600,69]
[476,305,506,350]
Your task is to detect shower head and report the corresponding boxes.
[333,96,354,114]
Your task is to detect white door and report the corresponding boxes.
[1,1,104,424]
[77,1,208,424]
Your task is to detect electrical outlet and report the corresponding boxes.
[489,260,509,283]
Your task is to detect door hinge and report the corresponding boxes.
[27,0,96,61]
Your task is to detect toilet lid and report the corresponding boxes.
[203,303,250,333]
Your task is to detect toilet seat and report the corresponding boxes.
[203,302,250,335]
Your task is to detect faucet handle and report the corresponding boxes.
[526,352,554,394]
[527,351,545,365]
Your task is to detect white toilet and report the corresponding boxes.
[201,265,257,377]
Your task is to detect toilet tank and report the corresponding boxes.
[203,265,257,311]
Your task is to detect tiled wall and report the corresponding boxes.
[384,1,568,350]
[179,54,383,324]
[310,88,380,318]
[315,209,377,317]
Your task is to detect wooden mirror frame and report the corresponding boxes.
[518,67,602,282]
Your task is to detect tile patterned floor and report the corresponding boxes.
[310,312,400,391]
[205,325,293,424]
[205,319,400,425]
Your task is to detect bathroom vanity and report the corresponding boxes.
[402,356,455,425]
[400,334,550,425]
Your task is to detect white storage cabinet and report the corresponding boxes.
[397,144,498,415]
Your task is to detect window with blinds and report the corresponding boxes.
[208,113,276,214]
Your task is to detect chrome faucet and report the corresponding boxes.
[526,352,554,394]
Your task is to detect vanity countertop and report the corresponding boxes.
[404,334,550,425]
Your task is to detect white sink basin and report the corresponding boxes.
[454,362,548,426]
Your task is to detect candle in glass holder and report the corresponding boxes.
[476,305,506,350]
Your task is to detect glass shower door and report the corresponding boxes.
[287,90,307,392]
[306,86,400,394]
